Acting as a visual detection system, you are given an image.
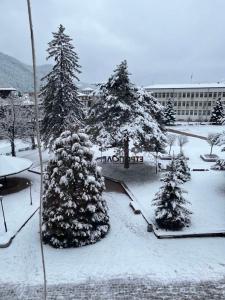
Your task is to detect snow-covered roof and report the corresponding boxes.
[0,87,16,91]
[0,155,32,177]
[145,83,225,90]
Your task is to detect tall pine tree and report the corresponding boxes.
[210,98,224,125]
[42,130,110,248]
[164,99,176,125]
[87,61,167,168]
[152,159,191,230]
[41,24,84,148]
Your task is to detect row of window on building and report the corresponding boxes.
[152,91,225,99]
[159,100,221,107]
[175,110,211,116]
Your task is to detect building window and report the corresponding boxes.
[174,101,177,106]
[199,110,202,116]
[191,93,194,98]
[178,102,181,107]
[170,93,173,97]
[186,110,189,115]
[196,92,199,97]
[190,110,193,115]
[183,92,186,98]
[194,110,198,115]
[178,93,182,98]
[182,110,185,115]
[182,101,186,106]
[174,93,177,97]
[204,92,208,98]
[218,92,222,97]
[187,92,190,98]
[190,101,194,106]
[166,93,169,98]
[207,110,211,115]
[199,102,202,106]
[213,92,217,98]
[186,102,189,107]
[223,92,225,97]
[203,110,206,115]
[162,93,165,98]
[195,101,198,107]
[208,101,211,106]
[208,92,212,98]
[200,92,203,98]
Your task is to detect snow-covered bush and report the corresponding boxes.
[42,130,110,248]
[152,159,191,230]
[211,159,225,170]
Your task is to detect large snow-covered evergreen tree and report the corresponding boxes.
[152,159,191,230]
[41,24,84,149]
[87,60,167,168]
[164,99,176,125]
[210,98,224,125]
[42,130,110,248]
[175,153,191,183]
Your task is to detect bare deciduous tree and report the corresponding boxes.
[207,133,220,155]
[177,135,188,154]
[0,96,30,156]
[167,134,176,155]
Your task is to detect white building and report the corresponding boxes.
[145,83,225,121]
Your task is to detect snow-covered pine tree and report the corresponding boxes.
[210,98,224,125]
[87,61,167,168]
[175,153,191,183]
[152,159,191,230]
[87,60,136,168]
[41,24,84,149]
[164,99,176,125]
[42,130,110,248]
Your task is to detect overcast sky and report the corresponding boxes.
[0,0,225,85]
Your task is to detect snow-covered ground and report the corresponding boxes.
[0,125,225,287]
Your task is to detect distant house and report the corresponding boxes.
[0,87,16,99]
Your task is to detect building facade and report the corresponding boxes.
[145,83,225,121]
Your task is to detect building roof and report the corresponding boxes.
[145,83,225,90]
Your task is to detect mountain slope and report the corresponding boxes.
[0,52,51,92]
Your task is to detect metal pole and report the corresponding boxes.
[0,196,7,232]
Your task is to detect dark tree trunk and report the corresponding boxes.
[124,135,129,169]
[31,136,36,149]
[11,141,16,156]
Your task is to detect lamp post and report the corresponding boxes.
[0,196,7,233]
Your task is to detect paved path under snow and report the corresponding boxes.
[1,279,225,299]
[167,128,208,140]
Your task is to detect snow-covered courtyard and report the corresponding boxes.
[0,125,225,297]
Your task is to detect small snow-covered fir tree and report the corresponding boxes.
[42,130,110,248]
[41,24,84,149]
[210,98,224,125]
[87,61,167,168]
[175,153,191,183]
[164,99,176,125]
[152,159,191,230]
